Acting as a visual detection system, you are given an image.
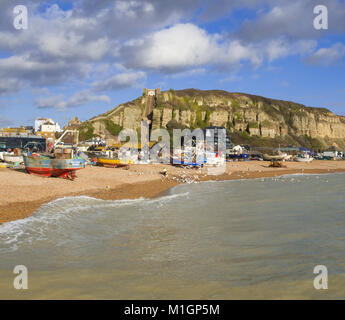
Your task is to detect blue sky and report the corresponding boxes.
[0,0,345,127]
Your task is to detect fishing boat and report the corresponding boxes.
[204,151,226,166]
[294,154,313,163]
[0,152,6,161]
[24,155,85,180]
[227,145,249,161]
[97,156,133,168]
[283,154,293,161]
[0,142,6,161]
[3,154,24,164]
[263,154,285,161]
[171,149,206,167]
[227,153,249,161]
[172,158,204,167]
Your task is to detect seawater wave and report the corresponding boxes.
[0,173,344,299]
[0,192,189,252]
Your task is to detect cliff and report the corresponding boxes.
[72,89,345,150]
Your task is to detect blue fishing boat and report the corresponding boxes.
[24,155,85,180]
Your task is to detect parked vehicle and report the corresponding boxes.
[323,150,343,159]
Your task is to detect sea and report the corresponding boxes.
[0,173,344,299]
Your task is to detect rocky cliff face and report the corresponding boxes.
[73,89,345,149]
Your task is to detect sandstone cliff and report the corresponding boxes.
[73,89,345,149]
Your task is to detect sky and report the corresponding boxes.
[0,0,345,128]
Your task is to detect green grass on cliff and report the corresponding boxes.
[74,88,343,149]
[194,109,211,128]
[78,122,95,141]
[103,119,123,136]
[231,131,325,151]
[231,131,296,149]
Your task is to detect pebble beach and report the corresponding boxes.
[1,160,345,225]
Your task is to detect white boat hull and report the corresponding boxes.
[3,155,24,164]
[295,157,313,163]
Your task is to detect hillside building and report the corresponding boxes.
[34,117,62,133]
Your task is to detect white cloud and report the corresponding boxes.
[125,24,218,70]
[305,43,345,66]
[0,0,343,101]
[266,38,316,61]
[114,1,155,18]
[167,68,206,78]
[237,1,345,41]
[37,32,112,61]
[0,54,91,89]
[124,23,319,72]
[92,71,146,91]
[35,94,65,109]
[124,23,264,71]
[0,78,25,96]
[35,90,110,111]
[223,40,263,67]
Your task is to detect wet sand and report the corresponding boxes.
[1,160,345,224]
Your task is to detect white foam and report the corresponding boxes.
[0,191,190,252]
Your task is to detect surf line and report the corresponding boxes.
[124,304,159,318]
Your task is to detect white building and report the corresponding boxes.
[35,118,62,133]
[34,118,46,132]
[143,88,161,96]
